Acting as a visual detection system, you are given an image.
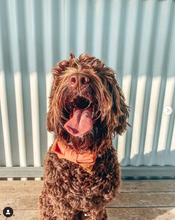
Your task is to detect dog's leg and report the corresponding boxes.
[39,191,80,220]
[38,189,57,220]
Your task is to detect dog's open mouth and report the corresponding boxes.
[64,96,96,137]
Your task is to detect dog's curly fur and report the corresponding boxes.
[38,52,130,220]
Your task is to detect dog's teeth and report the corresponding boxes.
[91,106,95,119]
[91,111,94,118]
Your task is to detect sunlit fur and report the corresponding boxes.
[38,52,130,220]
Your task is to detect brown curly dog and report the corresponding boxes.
[38,52,130,220]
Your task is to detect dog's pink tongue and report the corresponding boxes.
[64,107,93,136]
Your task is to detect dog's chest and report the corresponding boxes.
[57,153,112,193]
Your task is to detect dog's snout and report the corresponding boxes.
[70,73,89,91]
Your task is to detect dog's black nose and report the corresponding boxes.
[70,73,89,91]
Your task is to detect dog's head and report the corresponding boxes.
[47,52,130,153]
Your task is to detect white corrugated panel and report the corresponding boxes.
[0,0,175,179]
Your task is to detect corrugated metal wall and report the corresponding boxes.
[0,0,175,179]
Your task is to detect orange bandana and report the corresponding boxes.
[51,139,97,173]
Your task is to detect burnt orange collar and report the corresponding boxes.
[51,139,97,173]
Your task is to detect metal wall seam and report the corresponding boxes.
[0,9,7,168]
[92,0,103,58]
[0,64,12,169]
[25,0,41,174]
[0,68,13,182]
[60,0,66,60]
[76,0,88,57]
[115,0,128,157]
[139,0,160,166]
[0,104,5,168]
[33,0,47,173]
[144,0,173,166]
[7,0,27,182]
[153,0,174,166]
[43,0,55,150]
[125,0,144,166]
[4,1,20,168]
[52,0,62,66]
[165,84,175,165]
[109,0,122,152]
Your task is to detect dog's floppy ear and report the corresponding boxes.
[47,52,77,133]
[111,81,130,136]
[46,65,63,132]
[46,79,56,132]
[102,68,130,136]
